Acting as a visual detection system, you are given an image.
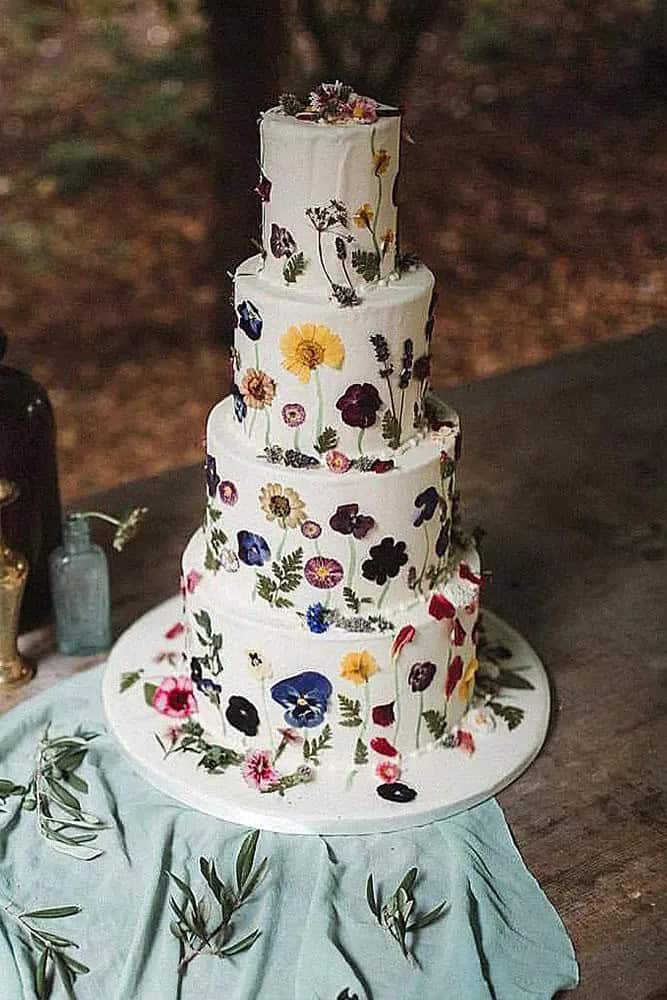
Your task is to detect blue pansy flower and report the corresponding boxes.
[237,300,263,341]
[413,486,439,527]
[306,602,331,634]
[205,454,220,498]
[435,519,450,558]
[237,530,270,567]
[190,658,222,695]
[270,671,332,729]
[231,382,247,422]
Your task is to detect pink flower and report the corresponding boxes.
[277,727,302,745]
[186,570,202,593]
[372,701,395,727]
[391,624,415,660]
[347,94,378,123]
[179,574,186,597]
[304,556,344,589]
[242,749,280,791]
[453,618,466,646]
[282,403,306,427]
[428,594,456,621]
[219,481,238,506]
[166,724,183,744]
[152,675,197,718]
[445,655,464,698]
[460,562,482,587]
[370,736,399,758]
[456,729,476,756]
[165,622,185,640]
[376,760,401,783]
[326,450,351,474]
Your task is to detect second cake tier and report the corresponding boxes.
[204,396,462,620]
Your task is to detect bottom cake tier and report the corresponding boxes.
[179,530,481,805]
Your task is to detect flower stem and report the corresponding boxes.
[377,580,390,609]
[417,523,430,594]
[393,655,401,748]
[415,690,423,751]
[254,344,260,369]
[276,529,288,562]
[347,536,356,586]
[314,370,324,440]
[294,427,300,452]
[357,428,365,455]
[317,230,335,291]
[261,679,274,752]
[264,410,271,449]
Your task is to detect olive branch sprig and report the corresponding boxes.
[1,897,89,999]
[366,866,447,963]
[0,727,107,860]
[168,829,268,977]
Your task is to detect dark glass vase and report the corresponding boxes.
[0,329,62,631]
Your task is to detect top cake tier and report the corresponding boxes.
[258,105,401,299]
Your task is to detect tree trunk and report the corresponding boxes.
[200,1,285,346]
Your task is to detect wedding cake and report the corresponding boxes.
[180,83,481,808]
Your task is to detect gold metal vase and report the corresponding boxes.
[0,479,35,687]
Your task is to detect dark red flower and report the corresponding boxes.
[371,459,395,474]
[445,655,464,698]
[254,172,272,202]
[391,624,415,659]
[372,702,395,727]
[457,729,475,755]
[453,618,466,646]
[336,383,383,429]
[460,562,482,586]
[370,736,398,757]
[428,593,456,621]
[329,503,375,539]
[165,622,185,640]
[362,537,408,586]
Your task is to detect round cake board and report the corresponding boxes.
[102,597,550,836]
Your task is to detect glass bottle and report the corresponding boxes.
[0,329,62,632]
[49,514,111,655]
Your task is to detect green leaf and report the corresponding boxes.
[44,777,80,812]
[422,709,447,741]
[236,829,260,894]
[314,426,338,454]
[63,772,88,795]
[366,874,378,918]
[398,867,418,898]
[23,906,81,919]
[381,409,401,449]
[354,738,369,766]
[34,948,49,1000]
[194,609,212,633]
[407,899,447,931]
[62,954,90,975]
[168,872,198,915]
[218,928,261,957]
[351,248,380,282]
[238,856,268,903]
[337,694,362,727]
[52,950,76,999]
[497,669,535,690]
[282,250,306,284]
[119,670,142,693]
[303,724,333,764]
[143,682,158,707]
[488,701,525,730]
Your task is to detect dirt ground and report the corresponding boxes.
[1,1,664,501]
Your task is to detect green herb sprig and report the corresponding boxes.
[2,898,89,999]
[0,727,106,860]
[155,720,244,774]
[366,866,447,962]
[168,829,268,977]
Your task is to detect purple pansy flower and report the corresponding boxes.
[219,481,238,506]
[408,661,437,693]
[237,530,271,567]
[336,383,383,429]
[270,224,297,259]
[362,537,408,586]
[205,454,220,498]
[270,670,332,728]
[413,486,439,527]
[329,503,375,540]
[237,300,263,341]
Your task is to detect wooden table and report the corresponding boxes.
[4,328,666,999]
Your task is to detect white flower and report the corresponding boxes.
[246,649,273,680]
[220,548,239,573]
[467,705,496,735]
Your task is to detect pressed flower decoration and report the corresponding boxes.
[282,403,306,427]
[205,455,220,498]
[231,382,247,423]
[240,368,276,410]
[236,300,263,341]
[246,649,273,681]
[339,650,379,686]
[270,671,332,729]
[304,556,344,590]
[237,530,271,567]
[270,223,297,259]
[362,537,408,592]
[219,481,238,506]
[280,323,344,383]
[242,749,279,791]
[152,675,197,718]
[259,483,307,530]
[226,695,260,737]
[372,701,395,727]
[329,503,375,540]
[336,383,383,451]
[301,519,322,540]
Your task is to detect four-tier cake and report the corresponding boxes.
[180,83,482,806]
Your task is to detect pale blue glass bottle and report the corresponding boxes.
[49,514,111,655]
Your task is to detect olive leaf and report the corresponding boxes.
[366,866,447,962]
[1,898,89,999]
[168,829,268,977]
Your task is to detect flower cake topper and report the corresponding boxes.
[277,82,398,124]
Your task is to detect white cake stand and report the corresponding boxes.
[102,597,550,836]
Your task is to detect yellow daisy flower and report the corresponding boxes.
[259,483,307,529]
[373,149,391,176]
[353,203,374,228]
[280,323,345,384]
[340,650,379,685]
[458,656,479,704]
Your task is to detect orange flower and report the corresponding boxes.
[373,148,391,176]
[340,650,379,685]
[458,656,479,704]
[353,203,374,228]
[240,368,276,409]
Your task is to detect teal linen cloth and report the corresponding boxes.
[0,666,578,1000]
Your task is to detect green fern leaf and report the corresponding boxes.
[283,251,306,284]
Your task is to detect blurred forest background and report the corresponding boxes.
[1,0,665,500]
